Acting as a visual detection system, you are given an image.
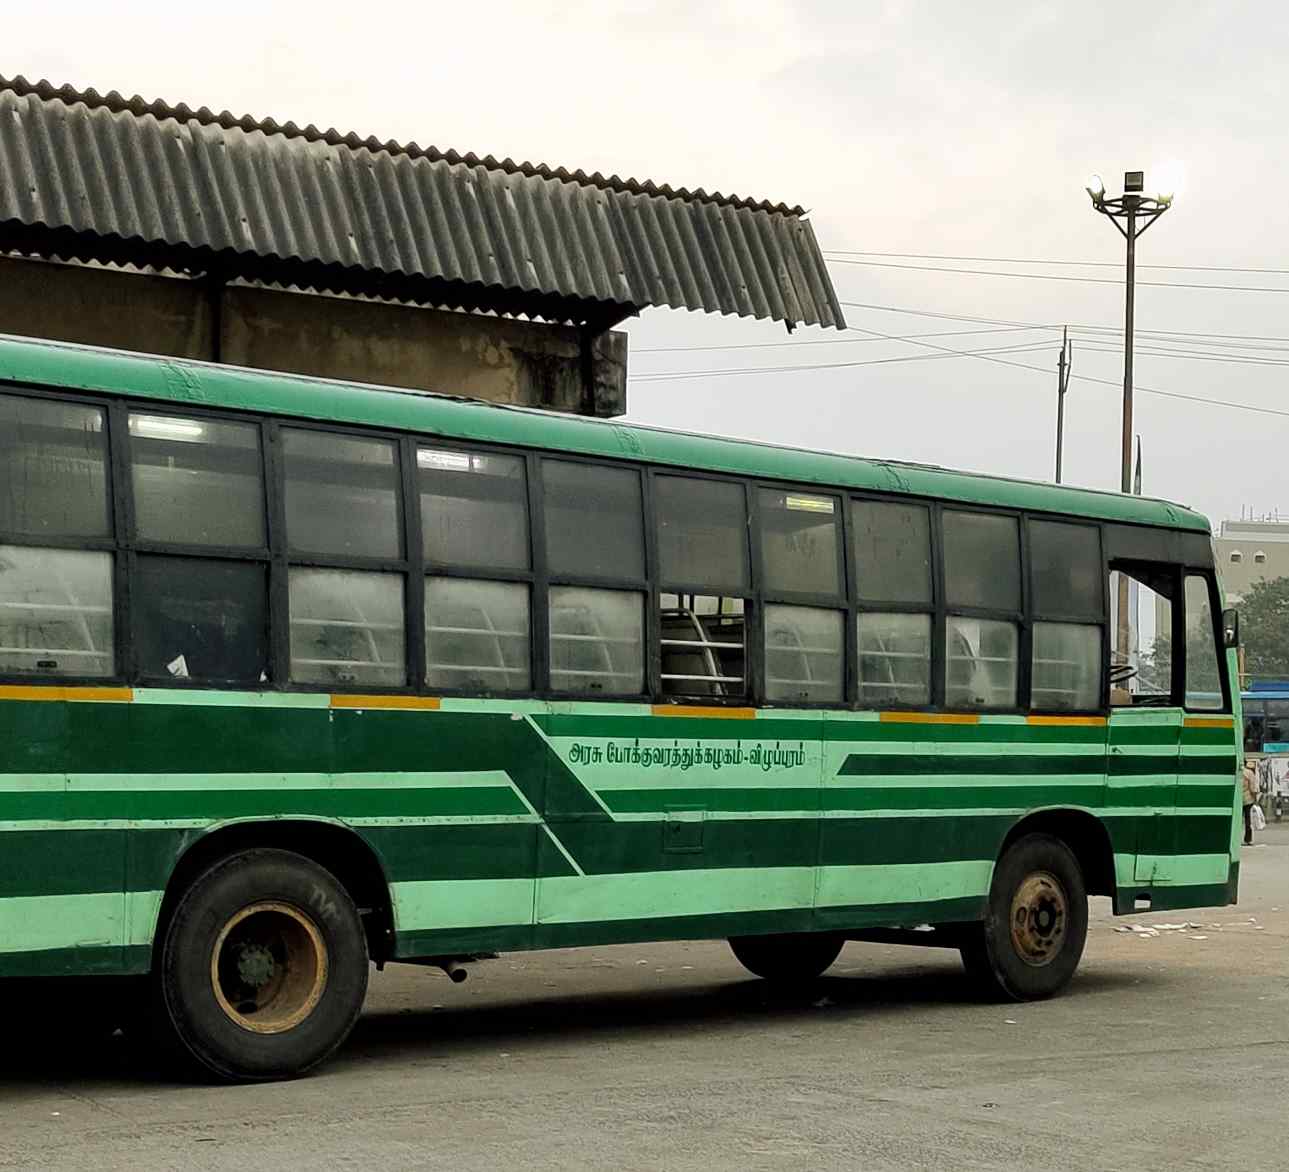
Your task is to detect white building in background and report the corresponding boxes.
[1215,518,1289,603]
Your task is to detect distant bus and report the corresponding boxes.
[1241,687,1289,819]
[0,336,1242,1081]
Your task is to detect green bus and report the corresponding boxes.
[0,335,1241,1081]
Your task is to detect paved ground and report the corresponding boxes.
[2,828,1286,1171]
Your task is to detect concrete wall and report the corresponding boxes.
[0,255,627,416]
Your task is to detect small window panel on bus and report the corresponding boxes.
[130,413,265,548]
[420,448,529,572]
[543,461,644,581]
[851,499,932,605]
[1029,520,1102,618]
[858,612,931,706]
[134,556,268,684]
[765,603,842,703]
[946,617,1018,709]
[288,568,406,687]
[1032,622,1101,711]
[0,394,110,539]
[656,476,749,591]
[943,511,1021,611]
[759,490,840,597]
[549,586,644,695]
[0,545,114,677]
[1184,574,1224,710]
[425,577,530,692]
[283,430,402,560]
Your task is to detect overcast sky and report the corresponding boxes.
[10,0,1289,526]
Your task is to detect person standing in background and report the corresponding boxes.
[1243,758,1259,846]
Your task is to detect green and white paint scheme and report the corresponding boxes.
[0,335,1241,978]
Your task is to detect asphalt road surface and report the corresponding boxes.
[3,828,1287,1171]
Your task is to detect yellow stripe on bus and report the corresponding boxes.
[1184,716,1234,729]
[880,711,979,725]
[329,694,442,711]
[0,685,134,703]
[651,705,757,719]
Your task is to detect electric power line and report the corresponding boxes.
[826,256,1289,295]
[824,249,1289,277]
[631,324,1046,355]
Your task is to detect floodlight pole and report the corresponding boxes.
[1086,171,1172,667]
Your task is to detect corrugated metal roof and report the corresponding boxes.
[0,77,846,330]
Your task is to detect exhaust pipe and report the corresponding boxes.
[439,960,468,983]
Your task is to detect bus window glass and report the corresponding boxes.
[289,568,405,686]
[543,462,644,580]
[549,587,643,694]
[655,476,748,591]
[420,449,528,571]
[759,491,840,597]
[946,617,1018,708]
[131,414,264,548]
[857,613,931,705]
[425,577,530,692]
[1265,701,1289,747]
[284,430,401,560]
[1109,566,1174,705]
[1030,520,1102,618]
[134,556,267,684]
[764,604,842,703]
[1032,622,1101,711]
[851,500,931,604]
[943,512,1020,611]
[1184,574,1224,710]
[1244,701,1266,752]
[0,546,114,677]
[0,395,109,538]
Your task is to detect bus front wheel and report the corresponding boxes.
[728,932,844,983]
[960,833,1088,1001]
[157,848,369,1081]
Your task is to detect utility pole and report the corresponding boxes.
[1086,171,1173,666]
[1055,326,1072,483]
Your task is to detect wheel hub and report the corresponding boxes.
[1009,871,1068,967]
[210,901,329,1034]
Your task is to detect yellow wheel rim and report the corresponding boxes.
[1009,871,1068,968]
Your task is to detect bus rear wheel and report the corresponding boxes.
[728,932,844,983]
[961,833,1087,1001]
[157,848,369,1081]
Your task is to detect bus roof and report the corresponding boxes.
[0,332,1210,534]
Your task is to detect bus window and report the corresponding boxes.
[1245,701,1267,752]
[655,477,749,699]
[135,556,268,684]
[550,586,644,694]
[130,413,265,548]
[283,430,402,560]
[420,448,529,572]
[942,511,1020,709]
[759,489,843,703]
[543,461,644,581]
[1108,565,1175,706]
[1184,575,1224,710]
[853,500,933,706]
[288,568,406,686]
[0,393,110,539]
[0,545,114,677]
[1266,702,1289,747]
[426,577,530,692]
[1029,520,1103,712]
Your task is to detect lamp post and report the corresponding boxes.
[1086,170,1172,670]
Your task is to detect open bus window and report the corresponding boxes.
[0,545,114,677]
[549,587,643,694]
[660,594,745,698]
[764,604,842,703]
[1109,565,1175,706]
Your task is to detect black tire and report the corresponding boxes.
[728,932,844,983]
[157,848,369,1082]
[960,833,1088,1001]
